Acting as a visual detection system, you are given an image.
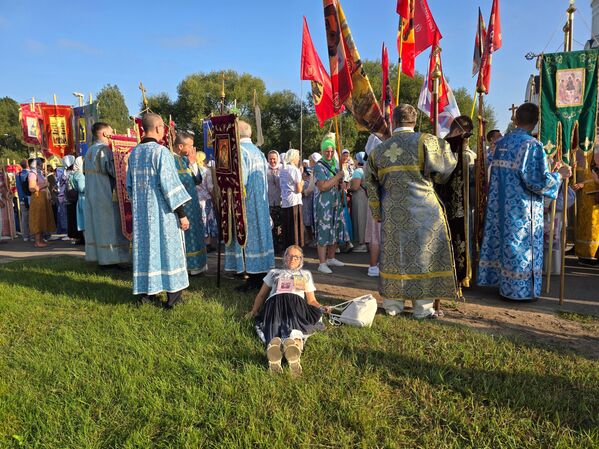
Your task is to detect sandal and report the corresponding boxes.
[283,338,302,377]
[266,337,283,373]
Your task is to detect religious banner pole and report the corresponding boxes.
[334,115,342,160]
[215,71,226,288]
[431,60,442,312]
[558,0,576,305]
[73,92,84,107]
[472,90,486,281]
[139,82,149,114]
[395,16,403,106]
[299,82,304,159]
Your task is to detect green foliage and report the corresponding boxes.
[96,85,131,134]
[0,97,28,161]
[0,257,598,449]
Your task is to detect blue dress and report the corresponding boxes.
[225,138,275,274]
[477,128,562,300]
[127,141,191,295]
[174,155,207,272]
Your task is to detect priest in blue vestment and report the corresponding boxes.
[173,131,208,275]
[477,103,572,300]
[84,122,131,266]
[225,120,275,291]
[127,113,192,309]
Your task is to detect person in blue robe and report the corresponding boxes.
[225,120,275,291]
[83,123,131,266]
[173,131,208,275]
[477,103,572,300]
[70,156,86,244]
[127,113,192,309]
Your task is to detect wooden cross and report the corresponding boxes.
[139,82,149,111]
[509,104,519,122]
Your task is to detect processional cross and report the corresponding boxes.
[139,82,149,112]
[509,104,519,122]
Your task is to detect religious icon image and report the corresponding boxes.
[556,68,585,108]
[216,135,231,171]
[78,117,87,143]
[311,80,324,105]
[26,117,39,139]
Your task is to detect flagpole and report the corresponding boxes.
[472,90,486,282]
[431,60,442,312]
[559,0,576,305]
[396,17,403,106]
[300,81,304,160]
[334,115,342,160]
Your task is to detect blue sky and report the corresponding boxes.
[0,0,594,135]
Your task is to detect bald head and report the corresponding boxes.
[238,120,252,139]
[142,113,165,139]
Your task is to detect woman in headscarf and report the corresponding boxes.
[302,152,321,246]
[62,155,79,243]
[68,156,85,245]
[280,149,304,249]
[313,135,346,274]
[247,245,330,375]
[28,157,55,247]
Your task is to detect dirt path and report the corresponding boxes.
[2,239,598,359]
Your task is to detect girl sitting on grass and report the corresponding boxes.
[246,245,330,375]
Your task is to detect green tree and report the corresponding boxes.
[144,92,177,120]
[96,84,130,134]
[0,97,28,161]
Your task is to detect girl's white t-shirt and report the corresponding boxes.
[262,269,316,299]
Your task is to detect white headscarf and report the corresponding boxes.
[73,156,84,173]
[62,155,75,169]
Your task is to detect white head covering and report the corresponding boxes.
[365,134,382,156]
[62,155,75,168]
[73,156,84,173]
[309,152,322,163]
[285,149,300,165]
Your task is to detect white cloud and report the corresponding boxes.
[57,38,102,55]
[159,34,205,49]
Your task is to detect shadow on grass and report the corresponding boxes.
[0,259,133,305]
[352,345,599,433]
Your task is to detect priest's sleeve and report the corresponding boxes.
[422,135,457,185]
[158,148,192,212]
[518,140,562,199]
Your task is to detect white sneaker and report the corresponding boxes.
[326,258,345,267]
[318,263,333,274]
[353,244,368,253]
[367,266,379,277]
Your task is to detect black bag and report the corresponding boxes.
[20,172,31,197]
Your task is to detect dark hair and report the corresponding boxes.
[486,129,501,143]
[449,115,474,135]
[20,159,27,169]
[174,131,194,146]
[515,103,539,127]
[92,122,111,138]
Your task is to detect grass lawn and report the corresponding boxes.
[0,258,597,449]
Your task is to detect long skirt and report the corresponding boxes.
[29,191,56,235]
[199,198,219,239]
[364,207,381,245]
[351,188,368,244]
[281,204,304,249]
[66,202,84,241]
[255,293,324,344]
[270,205,285,254]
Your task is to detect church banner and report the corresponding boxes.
[109,135,137,241]
[19,103,45,147]
[202,119,214,160]
[540,50,599,160]
[73,102,98,157]
[211,114,247,247]
[40,104,74,158]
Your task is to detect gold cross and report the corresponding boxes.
[139,82,148,110]
[509,104,519,122]
[387,143,403,163]
[544,140,556,153]
[583,136,592,151]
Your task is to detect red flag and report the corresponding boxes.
[472,7,487,76]
[40,104,74,157]
[381,43,394,126]
[396,0,416,77]
[301,16,337,127]
[323,0,353,112]
[478,0,502,93]
[397,0,441,78]
[414,0,442,54]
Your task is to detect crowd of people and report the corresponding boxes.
[2,102,598,374]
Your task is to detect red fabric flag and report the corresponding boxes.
[478,0,502,93]
[381,43,394,126]
[40,104,74,158]
[472,7,487,76]
[301,16,337,127]
[323,0,353,112]
[19,103,45,146]
[396,0,416,77]
[414,0,442,54]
